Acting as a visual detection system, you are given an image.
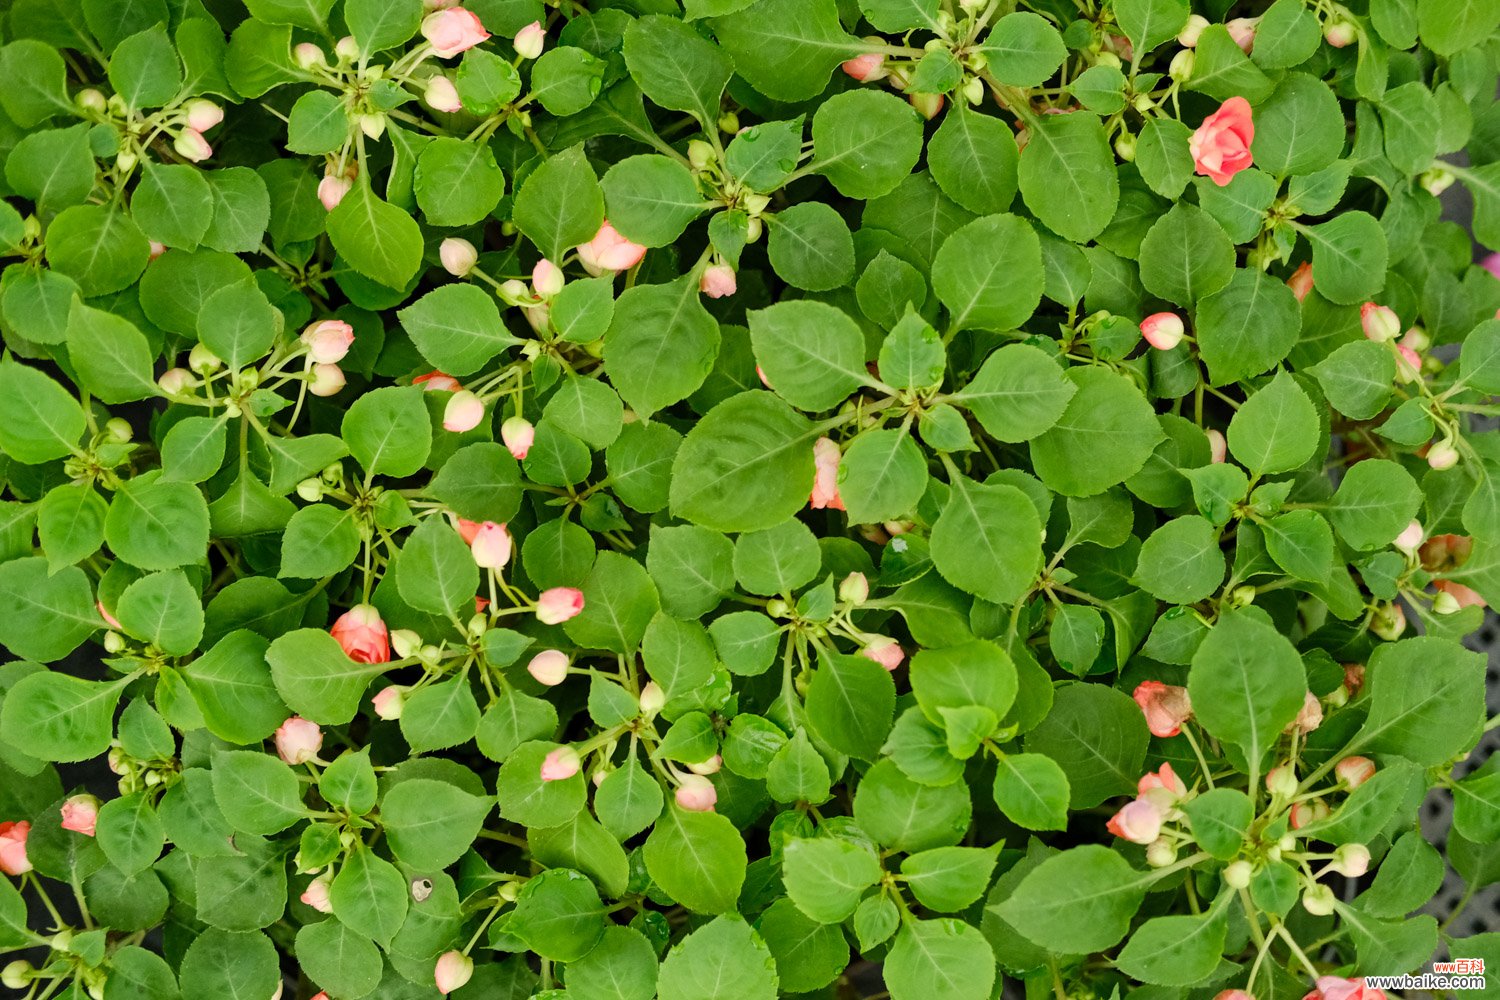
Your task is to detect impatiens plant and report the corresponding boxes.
[4,0,1500,998]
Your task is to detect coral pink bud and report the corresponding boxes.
[1132,681,1193,737]
[1226,16,1258,52]
[309,363,345,397]
[330,604,391,663]
[1139,312,1185,350]
[1434,578,1486,609]
[433,950,473,995]
[440,237,477,277]
[0,821,31,875]
[513,20,545,60]
[908,92,944,120]
[1331,843,1370,878]
[1324,20,1357,47]
[184,99,223,132]
[527,649,570,686]
[318,174,353,212]
[1290,799,1329,829]
[1288,261,1314,301]
[1137,763,1187,803]
[97,601,123,629]
[501,416,535,460]
[294,42,326,69]
[148,240,168,260]
[300,320,355,364]
[158,367,196,395]
[1206,428,1227,464]
[372,686,405,720]
[1213,992,1255,1000]
[173,129,212,162]
[424,75,462,113]
[675,774,718,812]
[275,716,322,765]
[1178,14,1209,46]
[1265,764,1298,798]
[1427,440,1460,471]
[532,258,564,297]
[1106,798,1163,844]
[535,588,584,624]
[1288,691,1323,734]
[699,264,737,299]
[577,221,647,275]
[810,436,845,511]
[300,875,333,913]
[859,639,905,671]
[414,370,462,392]
[422,8,489,58]
[455,518,482,544]
[442,390,485,432]
[540,746,581,781]
[1360,303,1400,342]
[1395,344,1421,382]
[1189,97,1254,186]
[60,795,99,837]
[1393,520,1423,555]
[841,52,886,82]
[470,521,512,570]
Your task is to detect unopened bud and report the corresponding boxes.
[1331,843,1370,878]
[1428,440,1460,471]
[1114,131,1137,162]
[105,418,133,442]
[1169,49,1195,82]
[639,681,665,715]
[688,140,715,170]
[188,342,222,374]
[1223,860,1253,889]
[1370,602,1406,640]
[1,961,32,990]
[296,479,324,502]
[1302,883,1337,915]
[1145,837,1177,868]
[1265,765,1297,799]
[103,631,125,654]
[839,572,869,605]
[295,43,327,69]
[1434,589,1462,615]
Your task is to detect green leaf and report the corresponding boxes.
[182,630,285,745]
[211,750,304,834]
[1195,268,1302,385]
[293,919,380,1000]
[997,845,1148,952]
[0,357,86,463]
[1354,636,1485,764]
[838,428,929,525]
[657,915,777,1000]
[1298,212,1389,305]
[346,0,422,53]
[1115,906,1229,986]
[108,25,182,108]
[566,925,659,1000]
[805,650,897,760]
[600,154,709,248]
[622,14,733,127]
[117,570,203,656]
[928,106,1019,215]
[749,300,868,411]
[198,279,281,371]
[993,752,1070,831]
[1182,787,1254,860]
[508,868,605,961]
[512,145,604,262]
[37,484,107,574]
[382,778,492,869]
[885,918,996,1000]
[931,474,1042,605]
[710,0,856,103]
[1226,372,1319,475]
[1188,610,1306,778]
[604,274,720,418]
[1137,203,1235,305]
[1114,0,1190,53]
[981,12,1067,86]
[0,671,127,762]
[903,846,999,912]
[782,836,882,923]
[1328,458,1421,550]
[105,475,211,571]
[933,214,1044,333]
[1018,111,1118,243]
[644,806,747,914]
[177,929,279,1000]
[564,551,660,654]
[1134,515,1225,603]
[267,628,389,725]
[134,163,214,250]
[327,182,423,290]
[811,89,924,200]
[1022,682,1148,807]
[955,343,1075,443]
[342,386,432,478]
[96,791,165,875]
[767,201,855,291]
[1030,367,1164,496]
[1418,0,1500,55]
[670,392,818,532]
[853,758,972,852]
[415,137,506,226]
[0,40,72,126]
[1252,72,1345,176]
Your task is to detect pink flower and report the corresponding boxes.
[1435,578,1486,609]
[1289,799,1328,829]
[1215,992,1256,1000]
[275,716,322,765]
[60,795,99,837]
[532,258,564,297]
[1323,20,1356,47]
[1483,252,1500,281]
[1206,428,1227,464]
[440,237,477,277]
[1331,843,1370,878]
[372,686,405,720]
[309,363,345,397]
[1136,763,1187,807]
[1306,976,1387,1000]
[98,601,122,629]
[443,390,485,432]
[535,587,584,625]
[700,264,737,299]
[414,370,462,392]
[1288,261,1314,301]
[859,639,905,671]
[434,950,474,995]
[675,774,717,812]
[300,320,355,364]
[425,75,462,113]
[1360,303,1400,342]
[1288,691,1323,734]
[184,99,223,132]
[1189,97,1254,186]
[1393,519,1424,555]
[1226,16,1259,52]
[513,20,545,60]
[330,604,391,663]
[527,649,570,686]
[470,521,512,570]
[454,518,482,544]
[318,173,353,211]
[422,8,489,58]
[540,746,580,782]
[577,221,647,275]
[1106,798,1162,844]
[1395,344,1421,382]
[1139,312,1185,350]
[300,875,333,913]
[174,128,212,162]
[841,52,885,82]
[0,821,31,876]
[1132,681,1192,737]
[501,416,534,460]
[810,437,845,511]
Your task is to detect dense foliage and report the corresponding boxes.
[2,0,1500,998]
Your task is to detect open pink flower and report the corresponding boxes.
[421,8,489,58]
[329,604,390,663]
[1435,578,1487,609]
[1189,97,1254,186]
[1132,681,1192,737]
[1137,763,1187,805]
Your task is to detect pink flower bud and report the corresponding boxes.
[414,370,462,392]
[148,241,167,260]
[309,363,345,397]
[434,950,474,995]
[300,875,333,913]
[1178,14,1209,46]
[158,368,196,394]
[675,774,718,812]
[294,43,327,69]
[1324,20,1357,47]
[372,686,405,720]
[442,390,485,433]
[527,649,570,686]
[59,795,100,837]
[908,92,944,120]
[540,746,581,781]
[576,221,647,275]
[174,128,212,162]
[1265,764,1298,798]
[184,99,224,132]
[275,716,322,765]
[841,52,886,82]
[97,601,123,629]
[1213,990,1256,1000]
[318,174,353,212]
[1288,261,1314,301]
[501,416,535,460]
[859,639,905,671]
[1139,312,1185,350]
[1190,97,1254,187]
[1434,578,1486,609]
[1206,428,1227,464]
[470,521,512,569]
[1395,344,1421,382]
[437,237,477,277]
[425,75,463,113]
[0,822,30,876]
[1393,520,1423,555]
[1331,843,1370,878]
[1132,680,1193,737]
[422,8,490,58]
[839,572,869,605]
[531,258,564,297]
[1288,690,1323,734]
[699,264,737,299]
[1136,763,1187,808]
[1360,303,1400,342]
[330,604,391,663]
[1427,440,1460,471]
[513,20,545,60]
[810,436,845,511]
[300,319,355,364]
[1290,799,1329,829]
[1226,16,1258,52]
[1106,798,1163,844]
